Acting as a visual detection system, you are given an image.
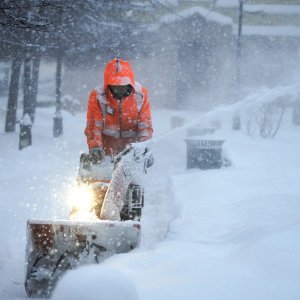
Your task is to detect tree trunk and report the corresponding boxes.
[56,53,62,114]
[20,51,33,150]
[5,56,22,132]
[23,51,33,120]
[232,0,243,131]
[31,53,41,123]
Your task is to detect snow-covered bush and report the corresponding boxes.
[241,86,299,139]
[245,98,286,139]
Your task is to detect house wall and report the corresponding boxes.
[62,12,300,112]
[240,35,300,90]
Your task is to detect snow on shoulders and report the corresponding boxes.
[21,113,32,126]
[134,80,143,93]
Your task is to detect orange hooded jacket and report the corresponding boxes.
[85,58,153,155]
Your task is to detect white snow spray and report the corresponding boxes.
[125,84,299,182]
[155,84,299,143]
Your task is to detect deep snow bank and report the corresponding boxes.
[52,265,138,300]
[1,99,300,300]
[50,106,300,300]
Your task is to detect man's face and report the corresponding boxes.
[108,85,132,99]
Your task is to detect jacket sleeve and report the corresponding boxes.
[84,89,103,149]
[137,88,153,141]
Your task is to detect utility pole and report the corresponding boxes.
[53,9,63,137]
[237,0,243,91]
[232,0,243,130]
[5,56,22,132]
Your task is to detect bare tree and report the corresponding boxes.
[1,0,161,145]
[245,97,287,139]
[232,0,244,131]
[31,51,41,122]
[4,55,22,132]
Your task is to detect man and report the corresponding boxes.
[85,58,153,161]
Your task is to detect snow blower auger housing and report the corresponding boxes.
[25,219,140,297]
[24,140,153,298]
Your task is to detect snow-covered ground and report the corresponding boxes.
[1,87,300,299]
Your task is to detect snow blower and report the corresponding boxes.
[24,140,153,297]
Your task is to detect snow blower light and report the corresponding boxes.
[67,186,95,219]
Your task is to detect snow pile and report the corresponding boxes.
[52,265,138,300]
[1,85,300,300]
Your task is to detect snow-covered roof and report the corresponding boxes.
[160,6,233,26]
[244,5,300,15]
[216,0,239,8]
[215,1,300,37]
[233,25,300,37]
[156,4,300,38]
[217,0,300,15]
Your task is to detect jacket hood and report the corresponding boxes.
[104,58,135,89]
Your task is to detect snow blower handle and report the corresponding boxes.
[113,144,133,164]
[131,140,154,162]
[81,148,105,165]
[89,148,105,163]
[112,140,154,165]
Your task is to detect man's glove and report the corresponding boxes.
[89,147,105,163]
